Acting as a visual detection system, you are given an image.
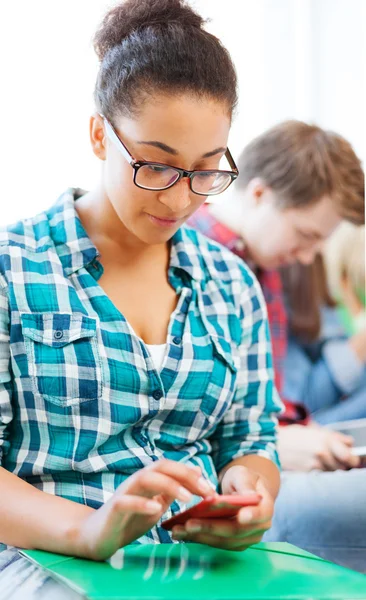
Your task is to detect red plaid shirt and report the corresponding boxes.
[188,205,309,426]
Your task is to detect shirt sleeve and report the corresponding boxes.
[0,281,13,465]
[209,276,284,474]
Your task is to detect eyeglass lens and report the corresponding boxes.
[136,165,232,195]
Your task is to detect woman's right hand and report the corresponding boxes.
[71,459,213,560]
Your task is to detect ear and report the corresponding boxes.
[89,113,106,161]
[246,178,268,205]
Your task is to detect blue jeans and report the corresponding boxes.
[263,468,366,573]
[283,337,366,424]
[314,383,366,425]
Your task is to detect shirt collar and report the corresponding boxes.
[46,188,99,276]
[46,189,211,283]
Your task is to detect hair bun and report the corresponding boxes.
[94,0,205,62]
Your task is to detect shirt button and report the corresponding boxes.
[53,330,64,340]
[172,336,182,345]
[152,389,163,400]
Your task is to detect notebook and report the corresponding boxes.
[21,541,366,599]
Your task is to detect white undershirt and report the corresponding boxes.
[146,344,167,372]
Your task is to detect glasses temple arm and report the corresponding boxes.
[225,148,239,174]
[100,114,135,165]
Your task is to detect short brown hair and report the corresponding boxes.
[237,120,365,225]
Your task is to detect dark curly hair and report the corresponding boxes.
[93,0,237,121]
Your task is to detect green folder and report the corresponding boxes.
[21,542,366,599]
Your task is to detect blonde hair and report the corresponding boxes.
[324,222,365,300]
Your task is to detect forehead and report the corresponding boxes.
[115,94,231,155]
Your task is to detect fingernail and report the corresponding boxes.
[172,529,187,539]
[178,487,192,502]
[238,509,253,524]
[197,477,213,495]
[186,521,202,533]
[145,501,162,514]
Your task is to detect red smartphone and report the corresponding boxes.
[161,493,262,530]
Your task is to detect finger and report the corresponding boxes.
[346,453,361,469]
[334,432,354,446]
[184,518,270,540]
[132,471,195,502]
[317,450,343,471]
[172,529,265,550]
[152,493,177,512]
[330,440,360,468]
[222,465,259,495]
[147,460,213,497]
[237,504,272,526]
[110,495,163,517]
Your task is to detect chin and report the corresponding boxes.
[139,227,181,246]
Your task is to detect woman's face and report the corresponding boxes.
[92,94,232,245]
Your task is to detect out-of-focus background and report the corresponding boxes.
[0,0,364,223]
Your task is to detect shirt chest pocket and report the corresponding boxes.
[21,312,103,406]
[199,334,239,424]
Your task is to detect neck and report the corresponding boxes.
[75,186,168,265]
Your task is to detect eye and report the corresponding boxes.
[146,164,170,173]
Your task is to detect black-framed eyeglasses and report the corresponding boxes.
[100,114,239,196]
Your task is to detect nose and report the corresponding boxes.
[295,238,324,265]
[295,246,318,265]
[157,178,192,214]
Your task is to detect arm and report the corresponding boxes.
[0,281,212,559]
[211,276,283,497]
[171,279,282,548]
[0,466,94,552]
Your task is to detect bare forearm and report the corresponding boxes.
[219,455,280,499]
[0,466,94,554]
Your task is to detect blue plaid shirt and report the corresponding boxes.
[0,189,282,544]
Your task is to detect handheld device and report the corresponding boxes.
[161,493,262,530]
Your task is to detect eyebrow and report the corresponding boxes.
[137,141,227,159]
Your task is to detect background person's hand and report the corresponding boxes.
[72,460,213,560]
[171,465,273,551]
[278,424,360,471]
[349,329,366,363]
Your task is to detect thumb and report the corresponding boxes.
[330,438,360,467]
[332,429,354,446]
[222,465,259,495]
[339,434,355,447]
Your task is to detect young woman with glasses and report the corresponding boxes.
[0,0,282,564]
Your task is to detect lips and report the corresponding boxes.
[146,213,182,228]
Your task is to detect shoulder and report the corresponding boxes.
[0,189,75,255]
[0,210,52,254]
[0,194,68,285]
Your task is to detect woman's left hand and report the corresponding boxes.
[171,465,274,550]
